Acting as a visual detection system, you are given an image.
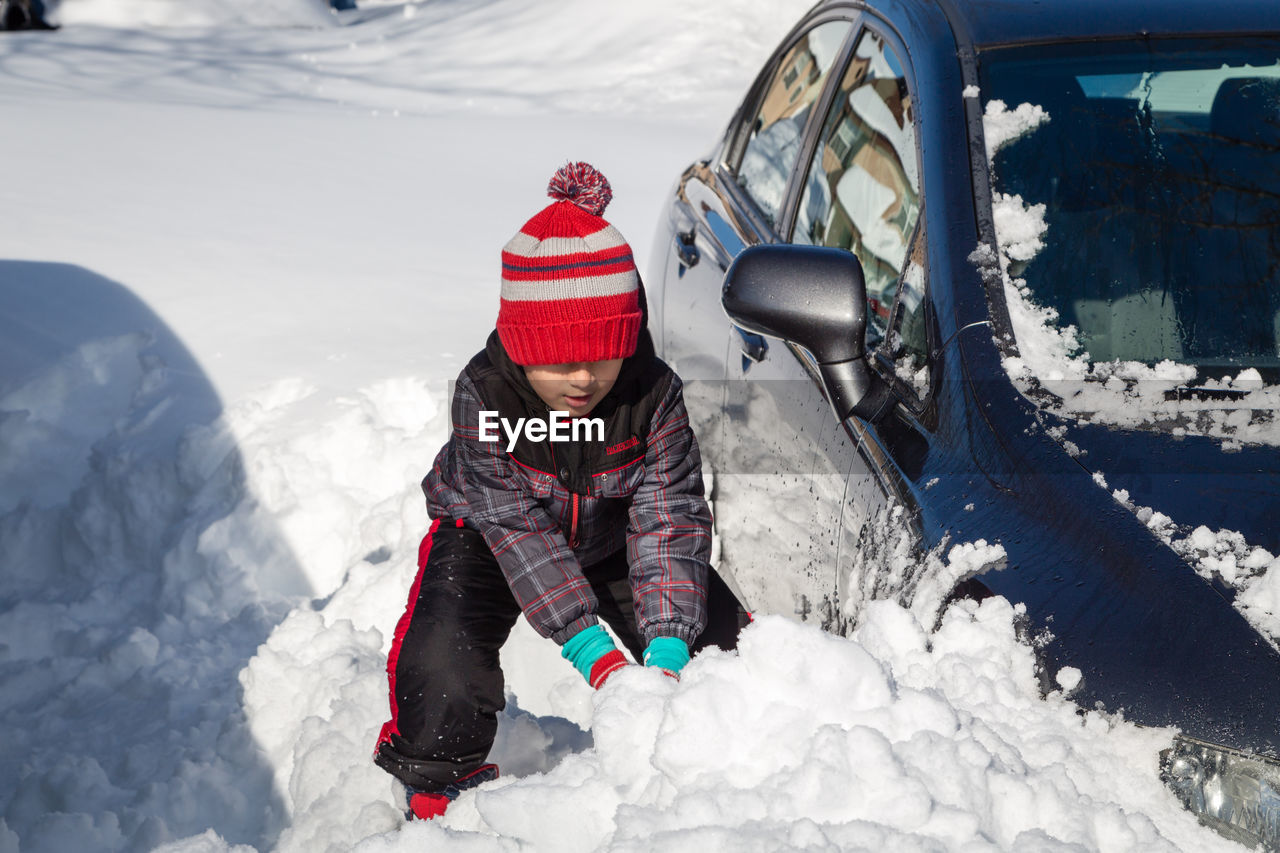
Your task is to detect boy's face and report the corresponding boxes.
[523,358,625,417]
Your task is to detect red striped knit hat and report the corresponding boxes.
[497,162,642,366]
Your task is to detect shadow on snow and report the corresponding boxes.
[0,261,308,851]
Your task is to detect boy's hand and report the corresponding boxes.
[561,624,631,689]
[643,637,690,680]
[587,650,629,689]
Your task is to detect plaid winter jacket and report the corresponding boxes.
[423,331,711,647]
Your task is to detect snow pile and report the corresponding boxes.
[0,303,445,850]
[220,570,595,853]
[186,376,442,597]
[0,327,287,851]
[978,99,1280,447]
[161,600,1235,852]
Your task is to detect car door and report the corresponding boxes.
[723,21,936,630]
[794,23,936,631]
[655,162,742,475]
[710,16,860,622]
[658,14,856,605]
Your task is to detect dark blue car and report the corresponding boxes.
[648,0,1280,846]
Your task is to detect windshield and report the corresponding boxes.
[980,37,1280,379]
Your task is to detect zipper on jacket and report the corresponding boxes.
[569,492,581,549]
[550,440,581,549]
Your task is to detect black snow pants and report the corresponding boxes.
[373,517,748,792]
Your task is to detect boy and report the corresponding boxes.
[373,162,745,820]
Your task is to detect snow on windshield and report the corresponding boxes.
[979,100,1280,449]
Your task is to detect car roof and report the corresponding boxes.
[897,0,1280,49]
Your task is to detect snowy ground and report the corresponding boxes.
[0,3,1246,851]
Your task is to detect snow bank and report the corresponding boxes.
[155,601,1232,853]
[0,320,288,850]
[0,322,446,851]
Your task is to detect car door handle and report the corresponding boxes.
[735,325,768,370]
[675,229,700,268]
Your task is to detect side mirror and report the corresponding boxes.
[721,244,894,423]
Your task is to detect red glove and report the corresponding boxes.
[588,649,630,689]
[562,625,633,689]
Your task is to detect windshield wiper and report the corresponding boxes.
[1165,385,1253,402]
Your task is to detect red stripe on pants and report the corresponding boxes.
[374,518,457,754]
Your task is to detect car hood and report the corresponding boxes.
[1044,414,1280,559]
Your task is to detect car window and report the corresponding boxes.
[890,221,930,397]
[792,28,922,349]
[735,20,852,228]
[983,38,1280,379]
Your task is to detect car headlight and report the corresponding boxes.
[1161,734,1280,850]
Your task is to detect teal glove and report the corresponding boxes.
[561,624,629,689]
[643,637,690,678]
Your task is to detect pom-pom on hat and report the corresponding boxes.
[497,162,642,366]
